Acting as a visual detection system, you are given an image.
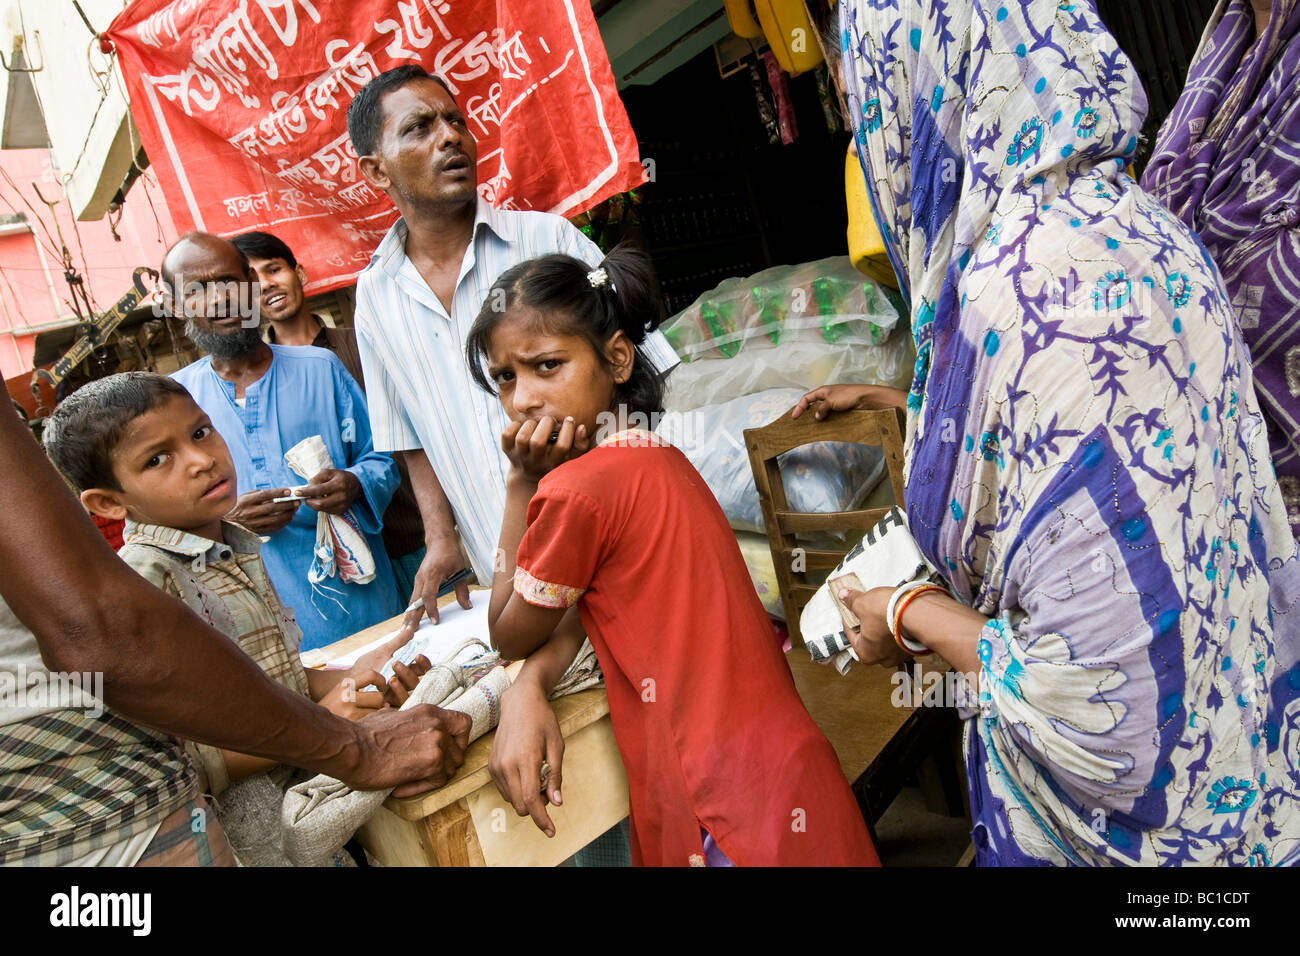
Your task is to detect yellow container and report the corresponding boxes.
[754,0,824,74]
[724,0,764,39]
[846,146,898,289]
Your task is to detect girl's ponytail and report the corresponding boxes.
[594,241,666,415]
[594,242,664,342]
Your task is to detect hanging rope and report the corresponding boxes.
[0,167,66,264]
[31,182,93,323]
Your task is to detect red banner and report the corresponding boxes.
[106,0,645,292]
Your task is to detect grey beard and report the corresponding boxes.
[185,319,264,359]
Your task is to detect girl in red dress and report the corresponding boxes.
[467,244,878,867]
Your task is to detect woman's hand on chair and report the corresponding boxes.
[791,384,908,421]
[836,585,911,667]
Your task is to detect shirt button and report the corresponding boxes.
[246,425,255,434]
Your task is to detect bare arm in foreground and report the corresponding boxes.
[0,406,468,792]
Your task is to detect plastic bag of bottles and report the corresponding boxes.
[660,257,913,411]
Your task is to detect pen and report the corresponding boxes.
[403,568,474,613]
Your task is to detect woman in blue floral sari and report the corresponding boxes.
[816,0,1300,865]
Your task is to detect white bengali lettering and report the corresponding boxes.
[254,0,321,47]
[477,148,511,205]
[303,40,379,121]
[466,82,503,136]
[191,1,278,110]
[222,190,272,218]
[276,156,327,191]
[276,187,313,215]
[147,65,222,117]
[259,89,308,148]
[341,220,392,244]
[311,132,359,183]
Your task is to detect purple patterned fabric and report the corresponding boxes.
[841,0,1300,866]
[1144,0,1300,538]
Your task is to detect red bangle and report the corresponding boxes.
[890,584,945,655]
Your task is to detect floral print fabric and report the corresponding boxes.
[1143,0,1300,539]
[840,0,1300,864]
[513,566,585,609]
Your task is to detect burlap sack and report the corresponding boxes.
[281,639,603,866]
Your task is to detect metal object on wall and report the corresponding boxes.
[32,266,156,391]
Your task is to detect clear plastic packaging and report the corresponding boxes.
[660,257,914,411]
[656,388,887,535]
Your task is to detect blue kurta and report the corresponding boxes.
[173,345,403,652]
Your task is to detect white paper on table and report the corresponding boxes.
[304,597,492,677]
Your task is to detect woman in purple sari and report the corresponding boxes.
[823,0,1300,865]
[1144,0,1300,539]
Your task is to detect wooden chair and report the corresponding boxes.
[744,406,906,638]
[743,405,965,847]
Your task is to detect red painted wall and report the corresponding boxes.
[0,148,178,383]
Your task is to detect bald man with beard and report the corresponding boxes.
[162,232,405,652]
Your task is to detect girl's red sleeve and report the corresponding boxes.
[513,483,607,610]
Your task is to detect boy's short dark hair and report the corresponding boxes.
[347,65,455,157]
[231,230,297,268]
[43,372,193,493]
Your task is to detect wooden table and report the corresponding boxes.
[307,595,630,866]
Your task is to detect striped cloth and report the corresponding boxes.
[119,519,311,796]
[135,794,238,867]
[0,710,195,866]
[354,199,679,583]
[0,588,196,866]
[120,519,319,866]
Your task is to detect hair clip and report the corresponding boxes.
[587,267,614,292]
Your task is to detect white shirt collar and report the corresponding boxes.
[371,197,519,277]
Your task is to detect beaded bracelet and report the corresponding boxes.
[889,583,947,655]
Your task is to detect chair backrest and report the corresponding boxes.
[744,406,906,642]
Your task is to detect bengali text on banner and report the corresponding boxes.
[106,0,645,291]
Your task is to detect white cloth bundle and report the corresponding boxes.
[549,638,603,697]
[282,641,505,866]
[280,639,605,866]
[284,434,375,586]
[801,506,943,674]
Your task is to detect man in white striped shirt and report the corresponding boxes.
[349,67,676,615]
[348,70,675,862]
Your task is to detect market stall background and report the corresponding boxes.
[0,0,1222,400]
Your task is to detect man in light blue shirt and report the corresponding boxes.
[164,233,403,652]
